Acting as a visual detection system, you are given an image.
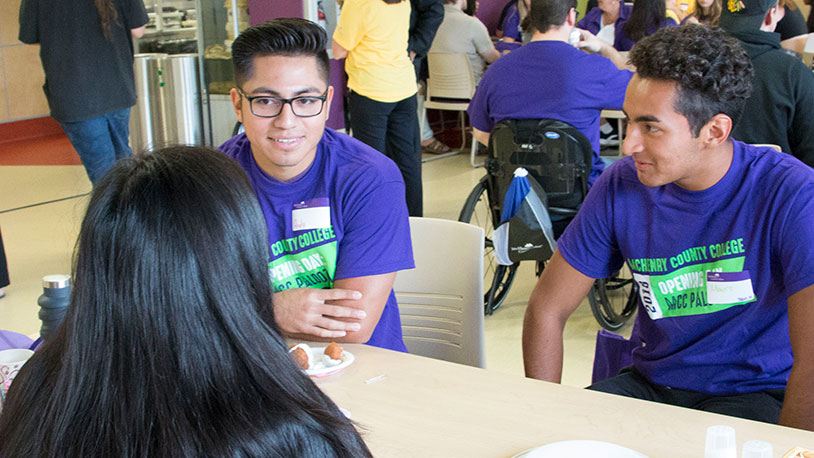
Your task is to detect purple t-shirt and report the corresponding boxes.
[558,141,814,394]
[467,40,632,187]
[502,4,522,41]
[220,128,414,352]
[577,3,633,36]
[613,17,678,52]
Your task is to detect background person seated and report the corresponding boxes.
[614,0,678,51]
[719,0,814,166]
[430,0,500,84]
[0,147,373,456]
[468,0,632,188]
[500,0,531,42]
[578,0,632,45]
[523,25,814,431]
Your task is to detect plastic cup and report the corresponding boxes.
[742,440,773,458]
[705,425,737,458]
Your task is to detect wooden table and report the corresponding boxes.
[314,344,814,457]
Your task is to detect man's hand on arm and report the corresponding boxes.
[577,29,634,71]
[522,251,596,382]
[274,272,396,343]
[779,283,814,431]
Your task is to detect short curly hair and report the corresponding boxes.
[629,25,754,137]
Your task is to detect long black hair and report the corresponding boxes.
[623,0,667,42]
[0,146,372,458]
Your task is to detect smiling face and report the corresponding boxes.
[230,54,333,181]
[597,0,620,15]
[621,75,713,190]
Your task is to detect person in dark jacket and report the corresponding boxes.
[409,0,444,77]
[720,0,814,166]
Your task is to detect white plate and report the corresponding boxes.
[513,440,649,458]
[303,347,355,377]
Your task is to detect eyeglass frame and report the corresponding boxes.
[236,87,330,118]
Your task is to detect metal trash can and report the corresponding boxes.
[164,53,203,146]
[130,53,170,153]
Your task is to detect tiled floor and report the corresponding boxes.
[0,134,632,389]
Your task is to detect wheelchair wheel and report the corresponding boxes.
[588,265,638,330]
[459,179,519,314]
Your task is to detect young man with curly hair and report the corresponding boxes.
[522,25,814,431]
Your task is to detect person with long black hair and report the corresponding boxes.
[0,147,372,457]
[18,0,148,185]
[614,0,677,51]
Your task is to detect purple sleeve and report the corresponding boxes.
[557,161,626,278]
[775,173,814,297]
[584,54,632,110]
[577,7,603,35]
[334,178,415,280]
[467,73,495,132]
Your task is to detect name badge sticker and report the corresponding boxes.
[706,271,755,305]
[292,198,331,232]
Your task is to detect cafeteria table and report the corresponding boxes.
[313,343,814,457]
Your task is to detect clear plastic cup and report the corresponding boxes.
[705,425,737,458]
[742,440,773,458]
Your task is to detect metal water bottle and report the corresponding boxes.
[37,274,71,342]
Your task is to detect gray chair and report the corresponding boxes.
[394,217,486,368]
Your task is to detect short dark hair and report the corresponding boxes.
[629,25,754,136]
[527,0,577,34]
[0,146,372,457]
[232,18,330,88]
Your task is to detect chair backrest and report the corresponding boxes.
[425,52,477,101]
[394,217,486,368]
[486,119,593,211]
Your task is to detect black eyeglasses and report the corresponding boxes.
[237,87,329,118]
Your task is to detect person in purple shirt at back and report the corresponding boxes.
[523,25,814,431]
[468,0,632,188]
[578,0,632,45]
[219,19,414,352]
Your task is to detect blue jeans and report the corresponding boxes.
[59,108,132,184]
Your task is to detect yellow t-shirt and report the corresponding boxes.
[333,0,417,103]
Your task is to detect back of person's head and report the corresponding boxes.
[623,0,667,41]
[629,25,753,137]
[0,146,371,458]
[527,0,577,33]
[719,0,779,32]
[232,17,330,88]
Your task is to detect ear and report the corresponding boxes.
[230,88,244,124]
[324,85,335,121]
[568,7,578,26]
[700,113,733,147]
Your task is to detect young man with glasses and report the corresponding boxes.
[220,18,414,352]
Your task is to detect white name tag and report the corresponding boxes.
[706,271,755,305]
[292,198,331,231]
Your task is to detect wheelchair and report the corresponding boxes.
[458,119,638,330]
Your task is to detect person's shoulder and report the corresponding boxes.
[219,133,251,160]
[590,156,641,193]
[740,141,814,189]
[322,129,403,182]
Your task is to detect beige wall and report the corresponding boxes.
[0,0,50,124]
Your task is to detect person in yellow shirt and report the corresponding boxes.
[333,0,423,217]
